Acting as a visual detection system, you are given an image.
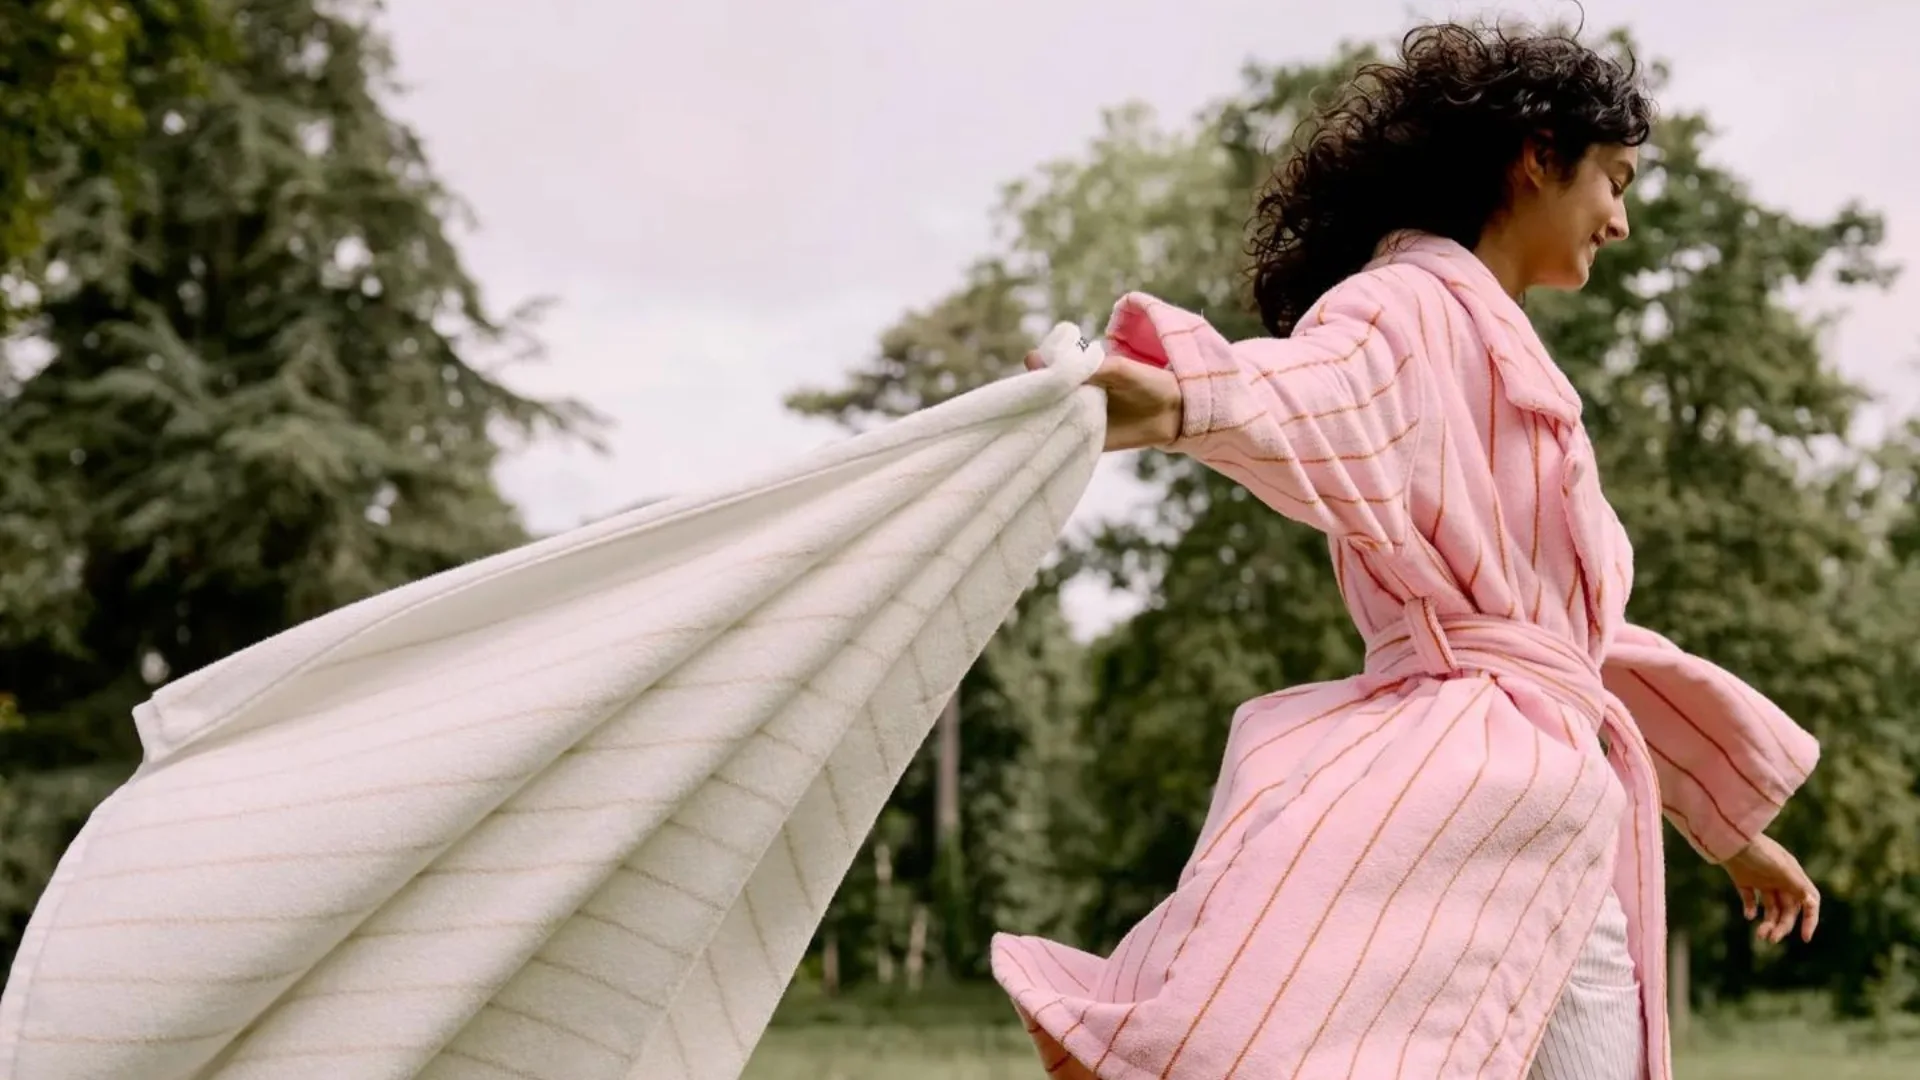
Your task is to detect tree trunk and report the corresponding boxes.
[935,693,961,851]
[875,840,895,986]
[906,904,929,992]
[822,931,841,998]
[933,692,970,974]
[1669,927,1691,1046]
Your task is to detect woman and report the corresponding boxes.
[995,22,1822,1080]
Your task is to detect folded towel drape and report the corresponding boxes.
[0,325,1108,1080]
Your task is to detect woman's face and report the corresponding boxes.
[1514,142,1638,291]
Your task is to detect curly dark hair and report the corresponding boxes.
[1248,21,1656,336]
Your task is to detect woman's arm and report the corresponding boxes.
[1105,266,1435,548]
[1601,622,1821,862]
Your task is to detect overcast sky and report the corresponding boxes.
[380,0,1917,628]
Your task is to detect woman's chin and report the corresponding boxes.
[1538,258,1593,293]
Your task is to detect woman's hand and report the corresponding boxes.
[1025,347,1183,452]
[1721,834,1820,944]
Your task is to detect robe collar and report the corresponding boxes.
[1368,230,1585,425]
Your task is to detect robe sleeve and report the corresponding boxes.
[1601,622,1821,863]
[1105,267,1429,547]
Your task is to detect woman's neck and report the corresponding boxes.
[1472,226,1532,301]
[1466,215,1528,297]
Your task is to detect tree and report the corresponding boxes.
[784,257,1037,430]
[1520,106,1913,1009]
[996,72,1382,947]
[0,0,229,285]
[1049,51,1915,1005]
[786,269,1095,985]
[1,0,230,674]
[0,0,593,970]
[793,30,1920,1012]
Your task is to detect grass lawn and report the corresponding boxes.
[743,985,1919,1080]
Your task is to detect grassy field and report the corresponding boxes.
[743,986,1920,1080]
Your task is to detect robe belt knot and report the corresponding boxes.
[1365,599,1611,743]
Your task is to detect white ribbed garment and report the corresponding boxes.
[1527,887,1646,1080]
[0,328,1109,1080]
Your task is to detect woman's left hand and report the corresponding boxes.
[1720,834,1820,944]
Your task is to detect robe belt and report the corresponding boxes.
[1364,597,1613,753]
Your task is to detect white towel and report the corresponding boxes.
[0,325,1108,1080]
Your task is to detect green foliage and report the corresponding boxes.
[954,592,1100,948]
[798,590,1095,986]
[1519,104,1919,984]
[0,0,592,969]
[5,5,1915,1022]
[737,999,1920,1068]
[785,258,1036,430]
[0,0,230,279]
[746,986,1920,1078]
[789,252,1101,981]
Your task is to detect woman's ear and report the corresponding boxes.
[1516,135,1555,191]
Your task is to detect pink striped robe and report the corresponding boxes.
[989,232,1820,1080]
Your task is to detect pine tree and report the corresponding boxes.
[0,1,596,969]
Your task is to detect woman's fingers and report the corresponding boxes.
[1764,890,1784,942]
[1085,354,1131,388]
[1763,888,1816,944]
[1024,350,1045,372]
[1727,836,1820,944]
[1748,881,1820,944]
